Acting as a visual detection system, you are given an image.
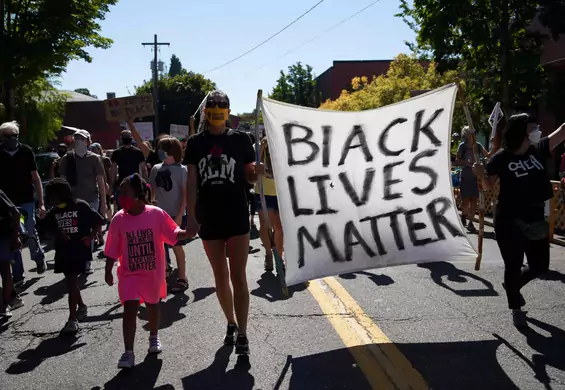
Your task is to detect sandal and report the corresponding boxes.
[171,278,189,293]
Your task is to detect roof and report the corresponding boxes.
[58,90,100,102]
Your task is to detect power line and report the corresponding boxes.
[204,0,327,74]
[257,0,383,71]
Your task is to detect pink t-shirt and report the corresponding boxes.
[104,205,180,304]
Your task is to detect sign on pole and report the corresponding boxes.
[170,124,189,140]
[105,94,155,122]
[126,122,154,141]
[261,83,477,286]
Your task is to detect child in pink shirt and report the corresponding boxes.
[104,174,196,369]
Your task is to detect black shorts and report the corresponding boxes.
[199,218,250,241]
[54,257,88,276]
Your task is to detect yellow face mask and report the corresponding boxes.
[56,202,67,209]
[206,108,229,127]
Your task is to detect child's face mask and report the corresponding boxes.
[118,196,136,212]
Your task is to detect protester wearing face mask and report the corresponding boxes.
[149,137,189,292]
[0,121,47,279]
[58,130,107,274]
[110,128,147,211]
[476,113,565,328]
[184,90,265,355]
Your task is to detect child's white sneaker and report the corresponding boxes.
[148,335,162,354]
[117,351,135,369]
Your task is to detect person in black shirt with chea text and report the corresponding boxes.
[476,114,565,328]
[41,178,104,334]
[111,128,147,210]
[184,90,264,356]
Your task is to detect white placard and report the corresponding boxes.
[261,84,477,286]
[170,124,189,140]
[126,122,154,141]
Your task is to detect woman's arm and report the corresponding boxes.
[548,123,565,152]
[127,118,151,158]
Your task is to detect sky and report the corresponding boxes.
[60,0,416,115]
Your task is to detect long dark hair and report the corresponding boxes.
[45,178,73,206]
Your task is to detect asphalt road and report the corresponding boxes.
[0,222,564,390]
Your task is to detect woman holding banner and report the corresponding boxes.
[184,90,264,355]
[477,114,565,327]
[255,136,284,272]
[455,126,489,233]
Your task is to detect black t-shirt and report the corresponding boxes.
[0,189,18,239]
[111,146,145,183]
[42,199,104,262]
[486,137,553,221]
[146,150,161,168]
[0,144,38,204]
[183,129,255,222]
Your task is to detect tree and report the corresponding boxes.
[12,78,67,147]
[270,62,317,107]
[136,72,216,133]
[169,54,185,77]
[74,88,97,99]
[0,0,118,119]
[320,54,467,133]
[397,0,565,117]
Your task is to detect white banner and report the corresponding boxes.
[170,124,189,140]
[261,84,477,286]
[126,122,154,141]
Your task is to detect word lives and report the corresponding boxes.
[56,211,79,234]
[126,228,156,272]
[283,108,463,267]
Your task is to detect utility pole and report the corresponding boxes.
[142,34,169,139]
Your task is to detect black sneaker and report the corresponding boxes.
[235,334,250,355]
[512,310,528,328]
[36,260,47,274]
[224,323,238,346]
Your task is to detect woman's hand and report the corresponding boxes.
[105,270,114,286]
[255,163,266,176]
[185,216,200,237]
[473,162,485,177]
[174,215,183,227]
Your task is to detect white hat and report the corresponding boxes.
[73,129,91,141]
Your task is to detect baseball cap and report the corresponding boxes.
[73,129,91,141]
[91,142,102,149]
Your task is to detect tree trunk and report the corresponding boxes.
[499,1,512,115]
[1,81,14,120]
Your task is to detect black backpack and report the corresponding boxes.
[65,152,78,186]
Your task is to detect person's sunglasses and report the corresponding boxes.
[206,100,229,109]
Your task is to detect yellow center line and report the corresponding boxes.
[307,277,429,390]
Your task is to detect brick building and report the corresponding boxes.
[52,91,122,150]
[315,59,429,105]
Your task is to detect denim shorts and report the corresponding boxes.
[0,238,18,263]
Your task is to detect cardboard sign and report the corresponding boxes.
[126,122,154,141]
[105,94,155,122]
[170,124,189,140]
[261,83,476,286]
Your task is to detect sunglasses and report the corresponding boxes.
[206,100,229,109]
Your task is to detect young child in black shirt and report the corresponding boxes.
[42,178,104,333]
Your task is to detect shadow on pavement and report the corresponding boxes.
[250,272,307,302]
[192,287,216,303]
[82,303,123,323]
[539,269,565,283]
[182,345,254,389]
[94,354,171,390]
[34,276,96,305]
[339,271,395,286]
[139,293,188,331]
[418,261,499,297]
[5,335,86,374]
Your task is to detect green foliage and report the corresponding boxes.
[168,55,185,77]
[135,72,216,133]
[0,0,118,118]
[320,54,468,133]
[74,88,97,98]
[270,62,317,107]
[14,79,66,147]
[397,0,565,117]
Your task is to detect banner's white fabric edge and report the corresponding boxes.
[261,82,458,113]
